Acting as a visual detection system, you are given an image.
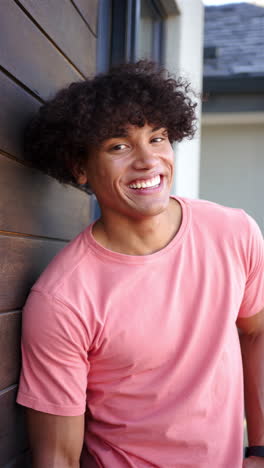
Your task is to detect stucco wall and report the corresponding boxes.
[200,119,264,232]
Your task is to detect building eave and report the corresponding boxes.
[203,75,264,95]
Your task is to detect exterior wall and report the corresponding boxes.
[200,116,264,232]
[0,1,97,465]
[164,0,204,198]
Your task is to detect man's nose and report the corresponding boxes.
[132,145,158,170]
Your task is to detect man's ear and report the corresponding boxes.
[72,166,88,185]
[76,172,88,185]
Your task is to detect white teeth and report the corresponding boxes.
[129,175,161,189]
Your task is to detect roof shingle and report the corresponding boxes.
[204,3,264,78]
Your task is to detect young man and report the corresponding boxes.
[17,61,264,468]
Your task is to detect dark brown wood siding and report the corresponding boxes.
[0,1,98,465]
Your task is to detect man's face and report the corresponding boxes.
[78,123,174,220]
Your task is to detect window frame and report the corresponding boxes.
[110,0,166,65]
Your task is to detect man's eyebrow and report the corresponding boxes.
[105,127,167,140]
[150,126,167,133]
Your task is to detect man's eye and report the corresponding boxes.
[151,137,164,143]
[111,144,127,151]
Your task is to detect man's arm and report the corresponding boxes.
[27,409,84,468]
[237,308,264,466]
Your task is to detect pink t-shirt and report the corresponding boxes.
[17,197,264,468]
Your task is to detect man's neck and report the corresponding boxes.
[92,198,182,256]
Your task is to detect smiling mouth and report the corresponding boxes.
[128,175,161,190]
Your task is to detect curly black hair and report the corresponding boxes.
[25,60,197,185]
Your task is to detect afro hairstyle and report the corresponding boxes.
[24,60,197,187]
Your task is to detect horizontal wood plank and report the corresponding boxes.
[0,70,40,160]
[0,153,92,240]
[4,450,31,468]
[0,1,81,100]
[0,386,28,466]
[0,312,22,391]
[0,235,67,311]
[19,0,96,77]
[73,0,99,35]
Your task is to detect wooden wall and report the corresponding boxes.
[0,1,98,465]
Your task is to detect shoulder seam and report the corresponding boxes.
[30,288,78,313]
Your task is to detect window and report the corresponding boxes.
[137,0,164,63]
[110,0,165,66]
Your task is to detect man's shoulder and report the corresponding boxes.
[178,196,257,247]
[33,224,95,298]
[182,196,242,214]
[181,196,248,227]
[182,198,264,265]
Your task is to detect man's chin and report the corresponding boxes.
[127,199,171,219]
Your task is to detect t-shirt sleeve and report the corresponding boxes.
[238,212,264,318]
[17,289,90,416]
